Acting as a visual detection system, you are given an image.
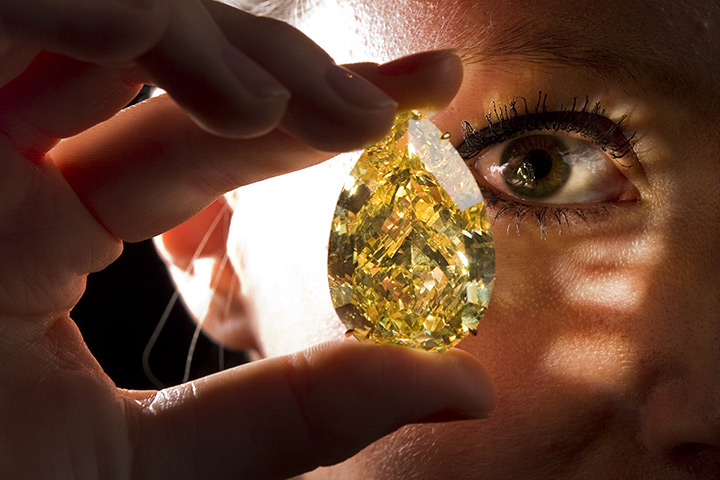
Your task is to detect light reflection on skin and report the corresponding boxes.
[548,229,660,310]
[540,330,636,393]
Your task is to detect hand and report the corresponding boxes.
[0,0,494,478]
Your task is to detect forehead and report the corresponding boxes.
[339,0,716,49]
[304,0,719,107]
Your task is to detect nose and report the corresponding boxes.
[639,275,720,474]
[637,184,720,474]
[641,365,720,473]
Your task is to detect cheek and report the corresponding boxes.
[474,219,656,387]
[333,223,658,478]
[449,222,654,464]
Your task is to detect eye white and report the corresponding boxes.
[473,134,630,205]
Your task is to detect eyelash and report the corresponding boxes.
[478,188,616,236]
[459,92,637,161]
[457,92,637,233]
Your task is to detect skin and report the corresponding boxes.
[0,1,493,478]
[2,0,718,478]
[160,0,720,478]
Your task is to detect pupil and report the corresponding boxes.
[499,134,572,200]
[525,149,552,180]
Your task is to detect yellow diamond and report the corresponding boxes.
[327,111,495,352]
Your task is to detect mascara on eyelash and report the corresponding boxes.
[457,91,637,161]
[455,91,640,234]
[479,182,614,235]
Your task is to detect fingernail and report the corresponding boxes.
[377,49,459,76]
[326,64,398,111]
[223,44,291,102]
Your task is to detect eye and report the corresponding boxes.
[471,132,638,205]
[457,97,641,209]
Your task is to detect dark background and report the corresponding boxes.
[71,240,248,389]
[71,87,248,390]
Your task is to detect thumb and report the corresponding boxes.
[127,340,494,480]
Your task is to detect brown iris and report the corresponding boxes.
[500,135,571,199]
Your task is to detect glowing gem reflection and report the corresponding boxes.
[327,111,495,351]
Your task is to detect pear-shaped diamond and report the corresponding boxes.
[328,111,494,352]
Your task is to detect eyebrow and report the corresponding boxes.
[456,19,699,102]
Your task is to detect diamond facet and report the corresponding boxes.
[327,111,495,352]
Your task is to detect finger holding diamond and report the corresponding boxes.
[204,0,400,151]
[54,49,465,241]
[126,340,495,479]
[343,49,464,115]
[134,0,291,138]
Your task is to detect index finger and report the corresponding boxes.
[54,51,465,242]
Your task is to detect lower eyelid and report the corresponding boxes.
[476,179,634,234]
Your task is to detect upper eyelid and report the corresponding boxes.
[457,98,637,161]
[458,111,634,158]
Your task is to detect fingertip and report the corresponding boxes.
[441,347,496,416]
[184,44,291,139]
[384,343,496,420]
[346,49,465,114]
[186,91,290,139]
[312,339,495,421]
[283,49,465,151]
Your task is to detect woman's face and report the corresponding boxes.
[222,0,720,477]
